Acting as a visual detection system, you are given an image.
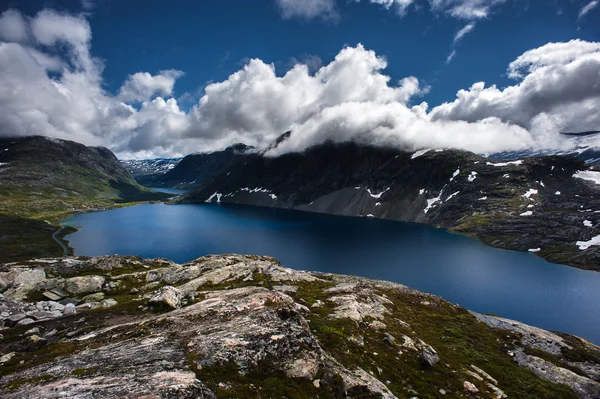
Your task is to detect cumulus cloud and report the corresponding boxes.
[430,39,600,147]
[119,70,184,103]
[275,0,338,21]
[578,1,599,21]
[0,8,599,159]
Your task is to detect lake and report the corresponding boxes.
[63,203,600,344]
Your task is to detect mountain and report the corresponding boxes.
[183,141,600,271]
[121,158,182,180]
[131,143,255,189]
[0,254,598,398]
[0,136,168,262]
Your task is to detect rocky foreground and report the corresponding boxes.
[0,255,599,398]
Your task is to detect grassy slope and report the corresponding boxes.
[0,136,169,262]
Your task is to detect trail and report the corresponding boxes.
[52,226,69,256]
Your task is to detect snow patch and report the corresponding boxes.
[478,196,488,200]
[445,191,460,202]
[270,194,277,200]
[576,235,600,250]
[424,192,442,214]
[555,191,561,195]
[522,189,538,199]
[375,202,381,206]
[450,168,460,181]
[419,189,425,195]
[486,160,523,167]
[411,149,431,159]
[467,171,477,182]
[584,220,593,227]
[367,187,390,199]
[528,248,541,253]
[573,170,600,185]
[366,214,375,217]
[206,192,222,203]
[520,211,533,216]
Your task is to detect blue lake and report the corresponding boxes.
[63,203,600,344]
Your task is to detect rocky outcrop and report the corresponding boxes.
[0,255,598,398]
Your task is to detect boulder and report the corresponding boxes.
[419,347,440,368]
[149,286,182,309]
[65,276,105,295]
[16,318,35,326]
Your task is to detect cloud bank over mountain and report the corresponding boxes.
[0,8,599,158]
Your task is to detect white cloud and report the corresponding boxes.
[578,1,599,20]
[453,22,476,44]
[275,0,338,20]
[430,40,600,148]
[0,9,29,43]
[429,0,507,19]
[119,70,184,103]
[0,8,599,159]
[446,49,457,64]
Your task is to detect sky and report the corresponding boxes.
[0,0,598,159]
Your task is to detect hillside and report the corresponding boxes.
[0,136,168,262]
[0,254,598,398]
[182,142,600,271]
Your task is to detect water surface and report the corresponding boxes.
[63,203,600,344]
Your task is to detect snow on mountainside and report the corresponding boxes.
[121,158,182,178]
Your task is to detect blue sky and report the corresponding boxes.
[0,0,599,158]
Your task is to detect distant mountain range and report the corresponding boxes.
[121,132,600,271]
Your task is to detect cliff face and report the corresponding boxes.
[183,142,600,271]
[0,254,599,398]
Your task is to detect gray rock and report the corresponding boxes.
[6,313,26,325]
[25,327,40,336]
[64,276,105,295]
[16,318,35,326]
[383,333,396,345]
[419,347,440,368]
[101,298,118,308]
[149,286,182,309]
[63,303,76,315]
[27,311,62,321]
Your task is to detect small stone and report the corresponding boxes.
[63,303,76,315]
[16,318,35,326]
[464,381,479,393]
[0,311,9,318]
[313,379,320,388]
[0,352,15,364]
[101,298,118,308]
[44,329,58,337]
[42,291,63,301]
[439,389,446,395]
[383,333,395,345]
[25,327,40,336]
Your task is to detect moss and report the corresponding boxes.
[3,374,54,390]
